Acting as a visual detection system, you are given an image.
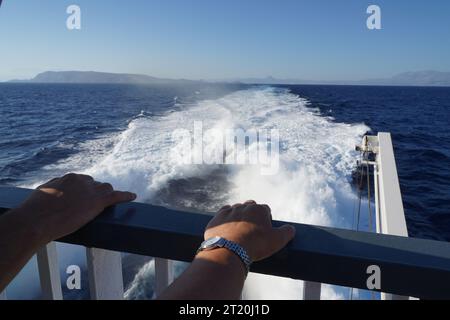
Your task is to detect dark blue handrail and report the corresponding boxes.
[1,186,450,299]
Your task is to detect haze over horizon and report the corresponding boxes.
[1,0,450,82]
[6,69,450,87]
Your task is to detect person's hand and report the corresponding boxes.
[204,201,296,262]
[16,173,136,245]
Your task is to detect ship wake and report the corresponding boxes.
[21,86,369,300]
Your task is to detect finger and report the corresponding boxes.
[77,174,94,181]
[62,173,92,181]
[38,177,60,188]
[62,173,77,179]
[96,182,114,194]
[231,203,242,209]
[244,200,257,205]
[244,204,272,220]
[267,224,296,254]
[219,205,232,212]
[104,191,137,207]
[261,204,272,220]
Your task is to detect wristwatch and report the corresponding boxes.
[197,236,252,274]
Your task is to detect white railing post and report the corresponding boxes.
[154,258,173,297]
[376,133,408,237]
[374,164,381,234]
[303,281,321,300]
[37,242,63,300]
[86,248,124,300]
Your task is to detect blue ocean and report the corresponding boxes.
[1,83,449,299]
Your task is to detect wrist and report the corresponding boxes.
[6,207,50,247]
[196,248,247,279]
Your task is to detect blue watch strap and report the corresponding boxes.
[222,239,252,274]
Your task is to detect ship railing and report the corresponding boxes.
[357,133,410,299]
[1,133,450,300]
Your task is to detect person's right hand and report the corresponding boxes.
[16,173,136,245]
[204,201,296,262]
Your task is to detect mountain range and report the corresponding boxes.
[9,71,200,85]
[7,70,450,87]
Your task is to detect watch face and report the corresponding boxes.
[202,236,222,249]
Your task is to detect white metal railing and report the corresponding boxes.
[359,133,410,300]
[36,242,63,300]
[0,132,411,300]
[86,248,124,299]
[154,258,174,298]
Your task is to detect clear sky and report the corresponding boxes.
[0,0,449,82]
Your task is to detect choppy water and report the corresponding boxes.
[1,83,449,299]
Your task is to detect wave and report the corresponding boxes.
[18,86,369,300]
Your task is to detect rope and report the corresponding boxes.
[350,150,365,300]
[351,142,379,300]
[367,161,372,233]
[366,159,377,300]
[356,151,364,231]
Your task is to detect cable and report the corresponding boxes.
[356,151,364,231]
[367,160,372,233]
[350,150,365,300]
[366,160,377,300]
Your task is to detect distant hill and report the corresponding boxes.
[227,71,450,87]
[10,71,201,85]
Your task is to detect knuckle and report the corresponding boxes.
[219,205,231,212]
[40,177,59,187]
[102,182,113,190]
[231,203,243,210]
[245,204,267,214]
[110,191,120,201]
[246,204,260,211]
[64,173,78,180]
[80,174,94,181]
[259,205,272,216]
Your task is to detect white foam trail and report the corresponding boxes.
[226,87,367,228]
[124,259,155,300]
[18,86,368,300]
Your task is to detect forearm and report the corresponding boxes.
[0,174,137,293]
[158,248,247,300]
[0,208,47,292]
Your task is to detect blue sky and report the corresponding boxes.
[0,0,449,81]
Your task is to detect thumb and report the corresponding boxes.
[268,224,296,253]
